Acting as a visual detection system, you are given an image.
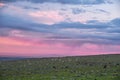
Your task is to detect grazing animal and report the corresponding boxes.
[103,65,107,69]
[53,66,56,69]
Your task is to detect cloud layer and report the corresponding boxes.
[1,0,106,5]
[0,0,120,57]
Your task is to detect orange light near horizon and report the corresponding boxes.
[0,37,31,46]
[0,3,5,7]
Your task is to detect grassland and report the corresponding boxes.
[0,54,120,80]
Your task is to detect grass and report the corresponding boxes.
[0,54,120,80]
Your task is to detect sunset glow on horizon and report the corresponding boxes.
[0,0,120,57]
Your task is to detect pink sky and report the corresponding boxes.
[0,37,120,57]
[0,1,120,57]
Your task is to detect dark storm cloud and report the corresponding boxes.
[110,18,120,26]
[52,22,109,29]
[0,0,105,5]
[0,13,119,34]
[50,18,120,45]
[95,9,110,14]
[22,6,40,10]
[0,9,120,45]
[0,14,53,33]
[72,8,86,14]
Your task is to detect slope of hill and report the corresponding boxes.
[0,54,120,80]
[0,57,25,61]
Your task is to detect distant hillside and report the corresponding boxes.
[0,54,119,60]
[0,57,25,61]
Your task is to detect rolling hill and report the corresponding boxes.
[0,54,120,80]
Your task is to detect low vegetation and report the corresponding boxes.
[0,54,120,80]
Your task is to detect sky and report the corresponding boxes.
[0,0,120,57]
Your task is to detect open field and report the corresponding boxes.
[0,54,120,80]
